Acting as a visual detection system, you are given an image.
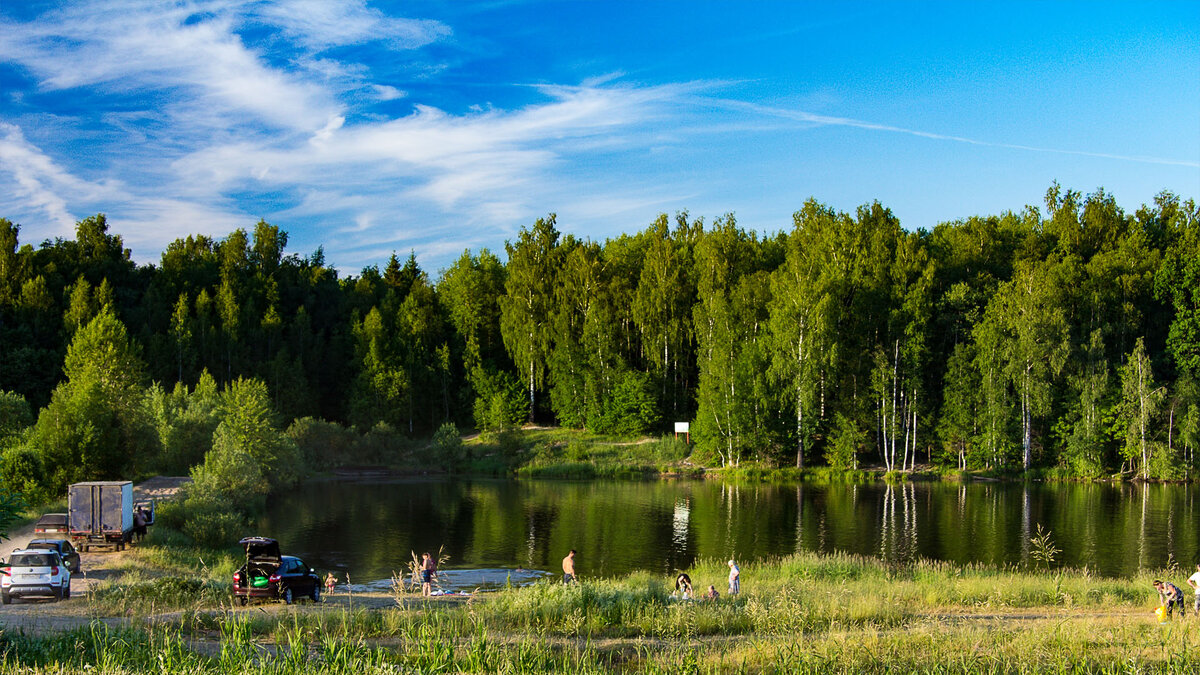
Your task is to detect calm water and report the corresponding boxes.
[257,478,1199,584]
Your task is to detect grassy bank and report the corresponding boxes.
[465,427,1189,484]
[10,547,1200,672]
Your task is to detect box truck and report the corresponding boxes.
[68,481,134,552]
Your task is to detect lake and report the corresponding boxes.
[257,478,1199,586]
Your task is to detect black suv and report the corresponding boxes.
[232,537,320,605]
[23,539,81,574]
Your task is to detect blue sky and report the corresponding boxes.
[1,1,1197,274]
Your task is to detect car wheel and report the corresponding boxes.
[283,587,294,605]
[53,587,62,602]
[64,583,71,599]
[311,584,321,603]
[1,592,10,605]
[238,596,248,606]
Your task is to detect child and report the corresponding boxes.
[675,572,693,599]
[324,572,336,596]
[705,584,719,600]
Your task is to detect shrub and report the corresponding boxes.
[180,504,247,549]
[825,413,864,471]
[0,390,33,440]
[590,371,660,435]
[432,423,466,468]
[472,369,528,432]
[287,417,358,469]
[0,445,46,503]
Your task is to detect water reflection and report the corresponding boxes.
[256,478,1200,583]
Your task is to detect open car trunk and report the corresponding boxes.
[235,537,282,590]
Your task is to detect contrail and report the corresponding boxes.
[711,98,1200,169]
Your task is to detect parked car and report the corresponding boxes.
[231,537,320,605]
[1,549,71,603]
[24,539,81,574]
[33,513,69,535]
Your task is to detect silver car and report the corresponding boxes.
[1,549,72,603]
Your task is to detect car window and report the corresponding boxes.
[10,553,55,566]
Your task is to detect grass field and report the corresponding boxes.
[5,547,1198,673]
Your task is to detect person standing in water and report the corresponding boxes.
[562,549,577,584]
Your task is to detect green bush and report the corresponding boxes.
[825,413,864,470]
[652,435,691,462]
[0,445,46,503]
[180,504,247,549]
[287,417,358,469]
[472,368,528,432]
[0,390,33,440]
[432,423,465,468]
[590,370,660,435]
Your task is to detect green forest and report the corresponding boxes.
[1,183,1198,501]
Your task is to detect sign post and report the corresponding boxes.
[673,422,690,444]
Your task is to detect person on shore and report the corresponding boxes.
[1188,563,1200,616]
[704,584,719,600]
[1154,579,1186,617]
[727,559,740,596]
[324,572,336,596]
[421,552,438,596]
[675,572,693,599]
[133,509,146,543]
[562,549,577,584]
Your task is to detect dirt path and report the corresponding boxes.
[1,477,191,633]
[4,476,190,552]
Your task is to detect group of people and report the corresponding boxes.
[673,560,740,600]
[562,549,741,601]
[1153,562,1200,618]
[319,552,441,598]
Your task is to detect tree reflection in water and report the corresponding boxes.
[259,478,1199,583]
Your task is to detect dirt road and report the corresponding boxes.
[1,477,191,633]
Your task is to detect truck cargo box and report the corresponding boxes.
[68,481,133,552]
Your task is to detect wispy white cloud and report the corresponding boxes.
[711,98,1200,169]
[253,0,450,52]
[4,2,1187,274]
[0,123,102,236]
[372,84,407,101]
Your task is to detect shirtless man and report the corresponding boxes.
[1188,563,1200,616]
[421,552,438,596]
[562,549,577,584]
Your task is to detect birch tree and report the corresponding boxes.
[499,215,561,423]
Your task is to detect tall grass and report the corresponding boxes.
[4,549,1193,672]
[2,612,1197,673]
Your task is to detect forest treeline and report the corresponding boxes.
[1,183,1199,500]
